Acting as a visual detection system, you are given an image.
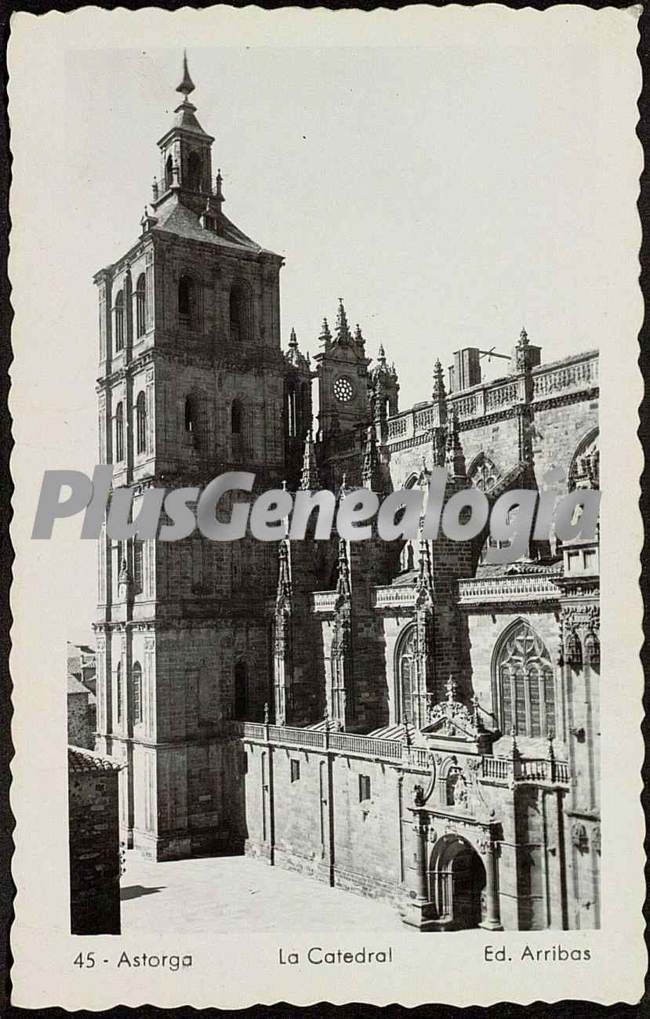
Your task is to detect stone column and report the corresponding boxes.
[400,808,436,931]
[479,837,503,931]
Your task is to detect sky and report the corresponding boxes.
[8,9,639,645]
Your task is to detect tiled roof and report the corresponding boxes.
[68,746,122,773]
[152,197,267,254]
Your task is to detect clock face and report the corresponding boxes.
[333,376,354,403]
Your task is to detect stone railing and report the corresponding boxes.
[484,381,519,412]
[532,352,598,400]
[387,415,410,440]
[414,406,436,432]
[311,591,338,613]
[457,574,561,605]
[236,722,569,784]
[240,721,405,762]
[481,755,570,786]
[449,392,477,421]
[373,586,417,609]
[384,351,598,444]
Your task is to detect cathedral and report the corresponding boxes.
[92,58,600,932]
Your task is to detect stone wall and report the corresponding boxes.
[67,691,94,750]
[68,748,121,935]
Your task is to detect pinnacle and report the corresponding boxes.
[334,299,352,345]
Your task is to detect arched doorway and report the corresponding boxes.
[429,835,486,930]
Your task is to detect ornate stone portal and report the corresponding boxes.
[400,684,502,931]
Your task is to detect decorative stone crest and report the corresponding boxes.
[571,821,589,853]
[560,605,600,667]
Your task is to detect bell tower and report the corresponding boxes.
[93,55,286,861]
[153,52,215,214]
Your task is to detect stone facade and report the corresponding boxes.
[92,59,600,931]
[68,746,121,935]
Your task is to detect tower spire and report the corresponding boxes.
[299,429,320,491]
[362,422,382,491]
[176,50,196,99]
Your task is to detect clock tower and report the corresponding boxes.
[314,300,371,440]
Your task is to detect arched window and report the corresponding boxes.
[286,385,297,438]
[395,624,418,724]
[115,402,124,462]
[233,661,248,720]
[116,662,122,722]
[569,430,599,491]
[231,400,242,435]
[132,662,143,725]
[114,290,125,352]
[229,285,248,343]
[178,275,193,321]
[495,621,555,737]
[469,453,500,493]
[187,150,202,191]
[184,395,196,434]
[135,273,146,338]
[135,391,147,454]
[132,539,143,593]
[165,154,174,189]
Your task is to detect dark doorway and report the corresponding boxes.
[429,835,486,930]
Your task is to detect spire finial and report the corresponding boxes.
[432,358,446,403]
[319,317,332,350]
[289,327,298,348]
[214,168,224,210]
[334,299,352,345]
[176,50,196,99]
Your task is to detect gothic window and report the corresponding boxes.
[290,759,300,783]
[114,290,125,351]
[132,539,143,593]
[359,775,371,802]
[116,662,122,722]
[395,624,418,724]
[132,661,143,725]
[178,275,194,322]
[135,391,147,454]
[165,154,174,189]
[569,430,599,491]
[115,402,124,462]
[229,285,249,343]
[187,150,202,191]
[233,661,248,720]
[469,453,500,493]
[495,621,556,737]
[231,400,242,435]
[135,273,146,338]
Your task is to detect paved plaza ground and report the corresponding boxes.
[121,853,411,935]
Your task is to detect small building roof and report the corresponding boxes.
[67,673,89,695]
[68,746,121,773]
